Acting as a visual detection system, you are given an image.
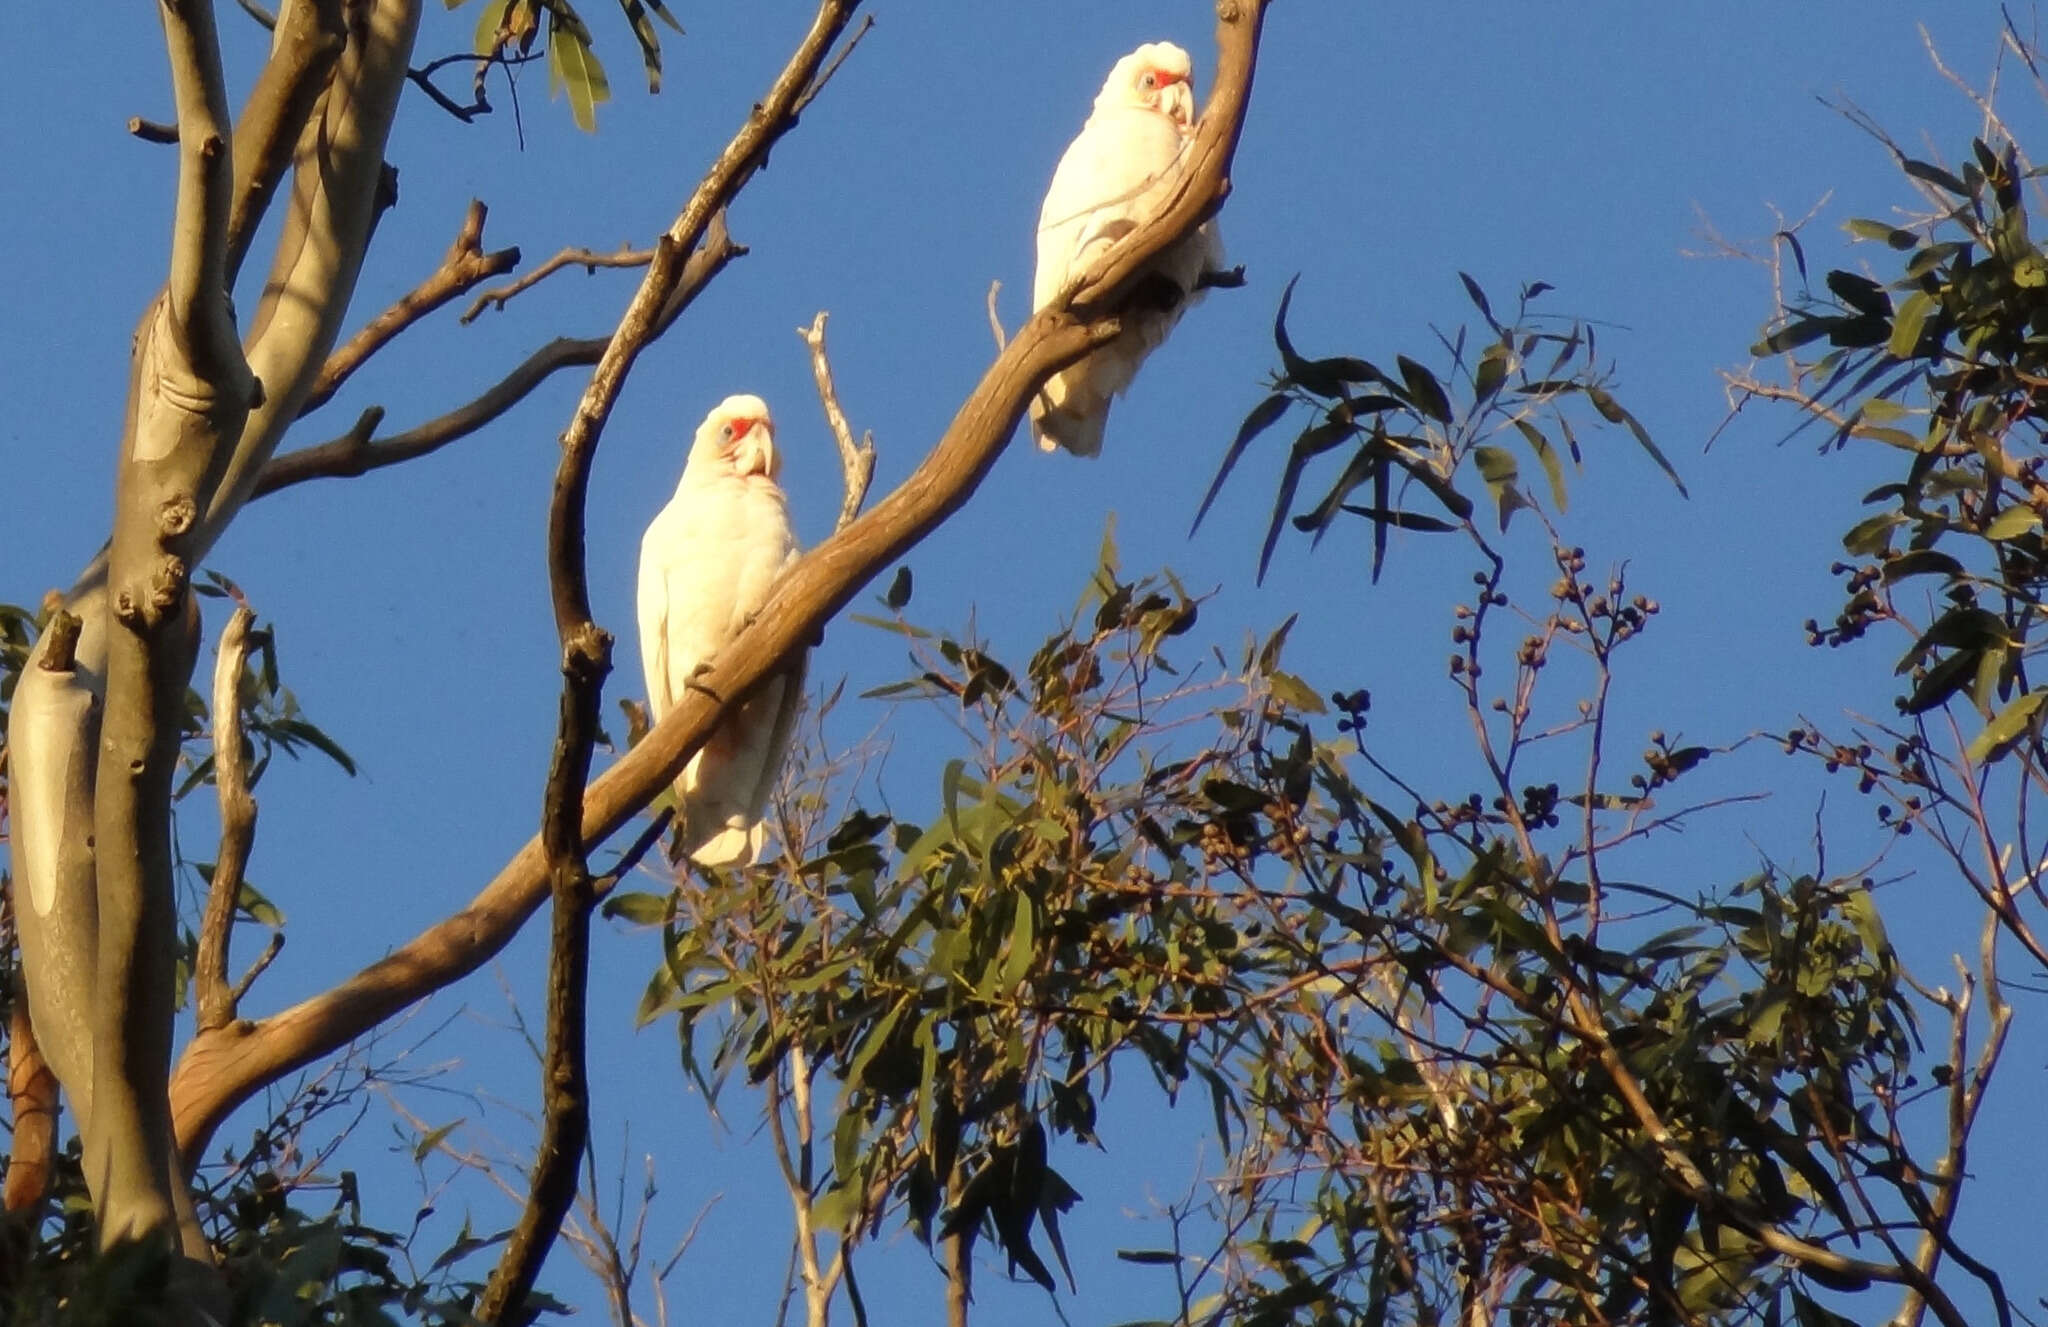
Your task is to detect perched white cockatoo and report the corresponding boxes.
[1031,40,1224,457]
[637,394,807,867]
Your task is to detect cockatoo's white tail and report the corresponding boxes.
[1029,40,1223,457]
[636,394,807,869]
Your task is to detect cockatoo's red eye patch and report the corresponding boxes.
[1150,68,1184,86]
[728,417,756,440]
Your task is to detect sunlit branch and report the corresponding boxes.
[195,605,258,1034]
[799,311,877,532]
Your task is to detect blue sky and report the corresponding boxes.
[2,2,2039,1322]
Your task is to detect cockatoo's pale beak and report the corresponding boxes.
[734,421,778,478]
[1161,81,1195,129]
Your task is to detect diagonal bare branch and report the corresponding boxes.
[301,199,521,414]
[168,0,1269,1169]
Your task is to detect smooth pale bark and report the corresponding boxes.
[7,0,421,1274]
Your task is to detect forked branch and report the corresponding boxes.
[251,212,742,498]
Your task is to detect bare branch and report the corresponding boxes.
[168,0,1266,1168]
[161,0,244,383]
[462,243,654,324]
[129,116,181,144]
[250,213,743,498]
[799,312,877,532]
[226,0,347,282]
[476,230,683,1327]
[476,0,868,1279]
[302,199,521,414]
[196,604,259,1033]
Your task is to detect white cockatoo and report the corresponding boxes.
[1031,40,1224,457]
[637,394,807,867]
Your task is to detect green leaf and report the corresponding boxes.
[619,0,662,93]
[1194,391,1294,534]
[1514,420,1569,511]
[1984,505,2041,541]
[1887,290,1935,359]
[1901,157,1970,197]
[1841,511,1904,556]
[1458,271,1501,331]
[1258,420,1353,582]
[998,893,1035,989]
[1967,689,2047,762]
[271,718,358,776]
[1904,647,1980,715]
[601,891,670,924]
[883,565,913,609]
[1844,218,1920,250]
[1396,355,1452,424]
[1751,317,1839,357]
[1472,444,1525,530]
[548,8,612,133]
[474,0,512,54]
[1584,385,1686,497]
[1472,344,1509,403]
[414,1119,465,1162]
[1267,670,1326,715]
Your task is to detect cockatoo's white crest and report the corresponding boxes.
[637,395,807,867]
[1030,40,1223,457]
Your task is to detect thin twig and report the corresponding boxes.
[129,117,180,144]
[985,279,1006,353]
[228,930,286,1010]
[799,311,878,531]
[303,200,522,415]
[792,13,874,115]
[463,243,655,324]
